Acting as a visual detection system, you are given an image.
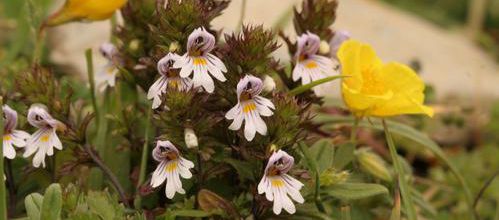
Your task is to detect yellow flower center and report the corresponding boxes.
[168,79,179,89]
[271,179,284,188]
[106,67,115,75]
[3,134,11,141]
[40,134,50,143]
[243,102,256,113]
[360,67,387,95]
[193,57,207,66]
[305,60,318,69]
[165,161,178,172]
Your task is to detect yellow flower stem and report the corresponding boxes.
[0,97,7,220]
[134,108,152,209]
[350,117,359,143]
[382,119,417,220]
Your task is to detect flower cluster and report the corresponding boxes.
[2,104,63,168]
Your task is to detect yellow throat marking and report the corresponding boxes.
[193,57,207,66]
[165,161,178,172]
[40,134,50,143]
[243,102,256,113]
[271,179,284,188]
[305,60,318,69]
[3,134,12,141]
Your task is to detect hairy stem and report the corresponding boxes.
[382,119,417,220]
[83,144,131,208]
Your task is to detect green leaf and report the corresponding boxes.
[86,191,121,220]
[324,183,389,201]
[288,76,345,96]
[40,184,62,220]
[333,142,355,170]
[224,158,256,181]
[318,115,475,214]
[309,139,335,173]
[24,193,44,220]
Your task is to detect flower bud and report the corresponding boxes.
[169,41,180,52]
[184,128,198,149]
[356,148,393,182]
[320,168,349,186]
[262,75,276,92]
[129,39,140,52]
[319,40,330,54]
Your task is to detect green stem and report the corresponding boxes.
[350,117,359,143]
[314,171,326,213]
[341,205,351,220]
[382,119,417,220]
[85,49,100,126]
[288,75,345,96]
[236,0,247,31]
[0,97,7,220]
[134,108,152,209]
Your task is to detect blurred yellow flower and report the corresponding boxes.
[44,0,127,27]
[338,40,434,118]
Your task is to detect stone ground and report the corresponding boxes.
[49,0,499,100]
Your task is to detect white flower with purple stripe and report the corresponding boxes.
[292,32,337,96]
[2,105,30,159]
[147,53,192,109]
[96,42,121,92]
[225,75,275,141]
[23,105,63,168]
[150,140,194,199]
[258,150,304,215]
[174,27,227,93]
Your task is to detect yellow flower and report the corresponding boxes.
[44,0,127,27]
[338,40,433,118]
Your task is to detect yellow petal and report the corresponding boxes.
[342,82,393,117]
[369,62,434,117]
[44,0,127,27]
[338,40,382,91]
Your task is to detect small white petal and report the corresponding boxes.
[3,141,16,159]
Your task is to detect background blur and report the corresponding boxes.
[1,0,499,217]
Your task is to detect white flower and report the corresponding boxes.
[225,75,275,141]
[262,75,276,93]
[96,42,121,92]
[258,150,304,215]
[150,140,194,199]
[184,128,198,149]
[2,105,30,159]
[23,105,63,168]
[174,27,227,93]
[329,30,350,59]
[292,32,338,96]
[147,53,192,109]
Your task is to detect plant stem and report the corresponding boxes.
[236,0,247,31]
[0,97,7,220]
[340,205,351,220]
[314,171,326,213]
[85,49,100,126]
[5,160,15,217]
[382,119,417,220]
[350,117,359,143]
[473,169,499,219]
[134,108,152,209]
[82,144,131,208]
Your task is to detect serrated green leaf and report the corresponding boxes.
[324,183,389,201]
[25,193,44,220]
[333,142,355,170]
[86,191,119,220]
[309,139,335,173]
[40,184,62,220]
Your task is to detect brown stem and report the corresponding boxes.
[473,169,499,220]
[5,160,15,218]
[83,144,131,208]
